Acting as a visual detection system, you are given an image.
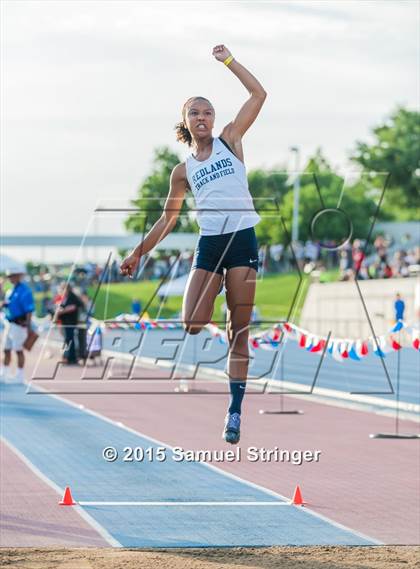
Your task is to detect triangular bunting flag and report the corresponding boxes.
[299,333,306,348]
[348,343,361,361]
[391,338,402,350]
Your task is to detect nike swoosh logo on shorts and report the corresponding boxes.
[249,258,258,263]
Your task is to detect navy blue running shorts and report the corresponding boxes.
[191,226,259,275]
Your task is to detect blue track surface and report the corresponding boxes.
[1,382,376,547]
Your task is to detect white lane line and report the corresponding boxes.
[0,435,122,548]
[79,501,291,507]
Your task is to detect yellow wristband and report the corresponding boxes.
[223,55,234,66]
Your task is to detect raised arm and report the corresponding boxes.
[120,164,187,278]
[213,45,267,141]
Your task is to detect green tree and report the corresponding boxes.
[281,149,377,244]
[124,147,197,234]
[248,168,290,245]
[350,107,420,219]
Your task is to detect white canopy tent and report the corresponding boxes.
[0,254,24,274]
[158,273,190,297]
[159,273,225,297]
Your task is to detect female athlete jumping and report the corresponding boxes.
[120,45,266,444]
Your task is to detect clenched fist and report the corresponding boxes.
[212,45,233,63]
[120,252,141,279]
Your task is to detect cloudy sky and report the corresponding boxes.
[1,0,418,242]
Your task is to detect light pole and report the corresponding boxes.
[290,146,300,244]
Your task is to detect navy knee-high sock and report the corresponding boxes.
[228,380,246,415]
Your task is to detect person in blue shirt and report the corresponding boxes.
[131,298,142,315]
[394,293,405,323]
[1,266,35,382]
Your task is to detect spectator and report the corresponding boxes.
[77,291,91,361]
[258,245,267,272]
[392,250,406,277]
[1,265,35,382]
[56,283,84,365]
[40,293,52,317]
[394,293,405,323]
[399,262,410,278]
[269,244,284,272]
[383,264,393,279]
[111,259,120,282]
[292,241,305,270]
[368,263,378,279]
[339,247,352,281]
[52,289,64,317]
[0,277,5,303]
[321,240,338,269]
[374,235,389,264]
[352,239,366,278]
[304,239,319,264]
[405,247,419,266]
[131,298,142,316]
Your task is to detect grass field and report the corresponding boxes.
[30,269,338,322]
[88,272,313,324]
[30,270,338,322]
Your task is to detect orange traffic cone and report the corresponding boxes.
[291,484,305,506]
[59,486,77,506]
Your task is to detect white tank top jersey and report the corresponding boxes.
[185,136,261,236]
